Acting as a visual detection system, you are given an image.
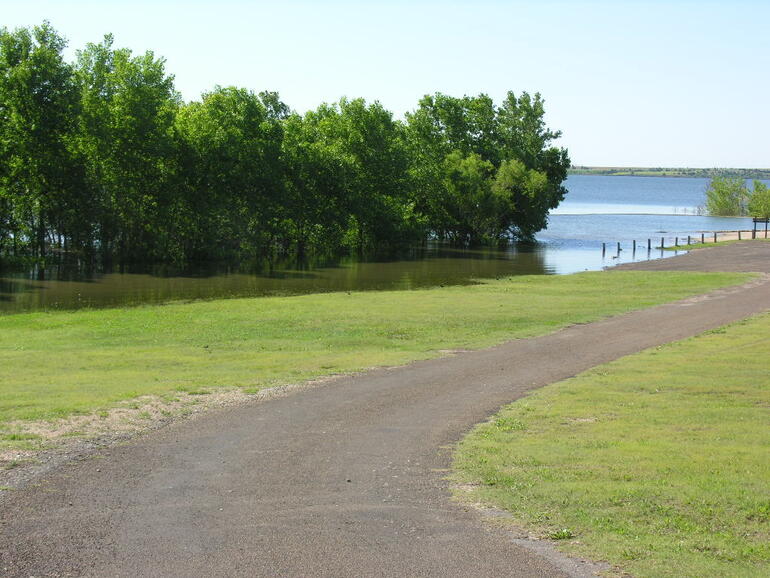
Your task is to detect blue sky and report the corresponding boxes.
[3,0,769,167]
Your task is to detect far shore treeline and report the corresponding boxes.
[0,23,569,266]
[570,166,770,180]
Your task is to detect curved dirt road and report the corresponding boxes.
[2,242,769,577]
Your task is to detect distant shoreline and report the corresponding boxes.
[569,166,770,179]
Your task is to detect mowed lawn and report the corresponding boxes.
[454,311,770,577]
[0,270,748,431]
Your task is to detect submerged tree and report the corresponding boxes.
[748,180,770,219]
[705,176,748,216]
[73,34,181,263]
[280,106,355,255]
[0,22,80,258]
[176,86,284,260]
[406,91,569,243]
[0,22,571,264]
[492,158,552,240]
[333,98,421,251]
[282,98,422,255]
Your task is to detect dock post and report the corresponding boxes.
[675,237,679,247]
[632,239,636,252]
[713,232,717,243]
[602,242,606,256]
[661,236,665,248]
[739,231,742,240]
[617,242,621,253]
[701,233,704,243]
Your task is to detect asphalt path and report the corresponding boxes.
[2,242,769,577]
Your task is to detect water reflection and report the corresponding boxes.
[0,245,553,313]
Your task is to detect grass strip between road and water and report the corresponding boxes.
[453,311,770,577]
[0,270,751,451]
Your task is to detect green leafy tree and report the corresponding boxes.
[440,151,498,244]
[280,109,354,255]
[283,98,420,254]
[405,91,568,243]
[176,86,284,260]
[748,180,770,219]
[405,93,499,162]
[404,94,502,241]
[496,91,569,224]
[74,34,181,263]
[0,23,571,264]
[705,176,748,216]
[0,22,79,258]
[492,159,551,240]
[334,98,419,251]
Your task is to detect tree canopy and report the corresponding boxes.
[704,177,770,218]
[704,176,748,216]
[748,180,770,219]
[0,23,570,266]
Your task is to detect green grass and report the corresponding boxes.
[0,270,749,436]
[453,312,770,577]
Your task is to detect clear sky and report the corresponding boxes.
[3,0,769,167]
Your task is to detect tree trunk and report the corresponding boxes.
[37,214,46,259]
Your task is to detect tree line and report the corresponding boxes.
[571,167,770,180]
[0,22,570,266]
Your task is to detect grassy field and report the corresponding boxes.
[453,312,770,577]
[0,271,750,446]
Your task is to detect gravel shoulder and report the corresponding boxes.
[1,242,769,577]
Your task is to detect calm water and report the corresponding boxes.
[553,174,711,215]
[0,175,761,313]
[0,246,551,313]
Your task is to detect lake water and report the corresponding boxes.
[0,175,760,313]
[553,174,711,215]
[538,175,759,273]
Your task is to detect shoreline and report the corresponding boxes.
[688,229,769,244]
[718,229,769,241]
